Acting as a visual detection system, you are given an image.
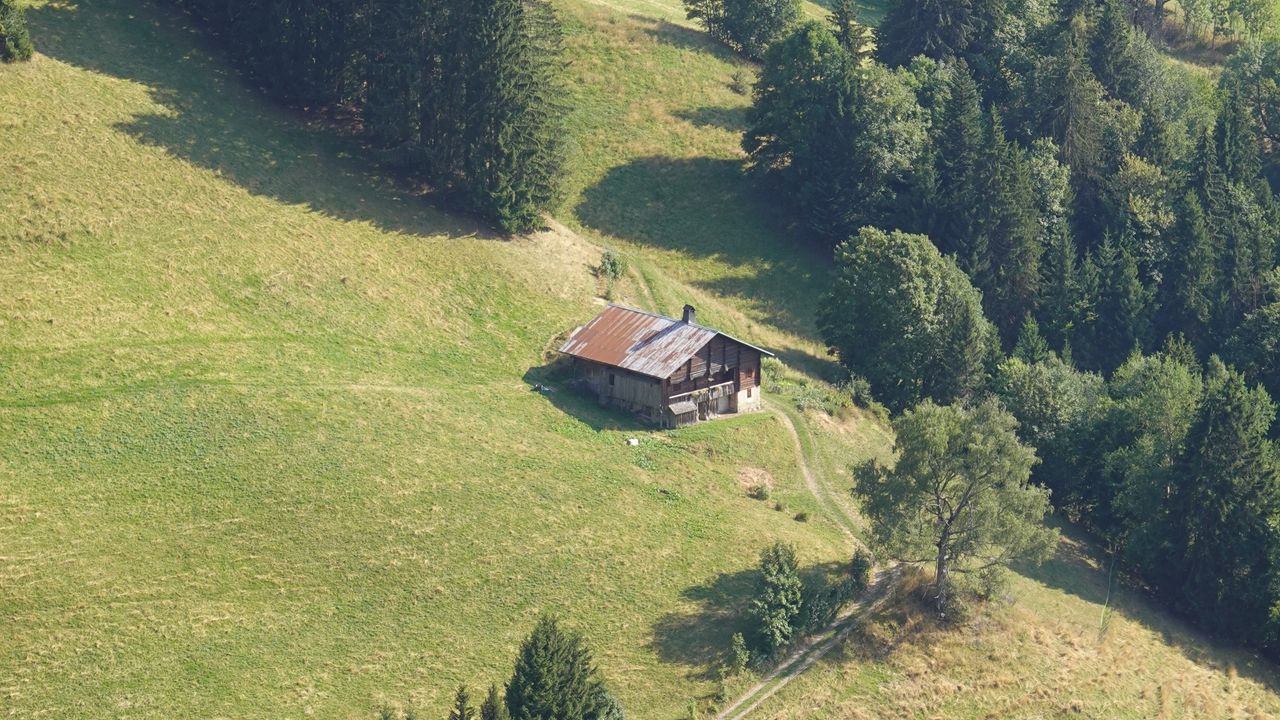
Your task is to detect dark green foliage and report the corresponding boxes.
[1156,192,1219,352]
[878,0,976,67]
[744,24,927,242]
[1012,315,1051,364]
[1225,270,1280,403]
[684,0,800,59]
[1088,238,1151,373]
[172,0,565,233]
[979,111,1044,343]
[506,616,617,720]
[1152,361,1280,647]
[827,0,874,59]
[855,400,1057,614]
[729,632,749,675]
[480,685,511,720]
[933,64,986,260]
[819,228,998,412]
[451,686,476,720]
[748,541,804,657]
[0,0,33,62]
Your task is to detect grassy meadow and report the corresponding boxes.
[3,0,1280,718]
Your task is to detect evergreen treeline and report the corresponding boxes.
[172,0,566,234]
[743,0,1280,660]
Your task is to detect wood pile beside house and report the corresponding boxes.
[558,304,774,427]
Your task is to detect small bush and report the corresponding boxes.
[598,249,627,281]
[729,632,749,674]
[773,500,784,512]
[0,0,34,63]
[729,67,750,95]
[849,547,874,594]
[760,356,785,391]
[793,511,808,522]
[846,376,876,407]
[747,483,771,501]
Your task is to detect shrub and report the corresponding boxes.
[773,500,784,512]
[849,547,874,594]
[729,632,750,674]
[793,511,809,522]
[746,483,771,501]
[846,376,876,407]
[0,0,34,63]
[598,249,627,281]
[748,541,804,656]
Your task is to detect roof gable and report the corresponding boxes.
[558,305,774,379]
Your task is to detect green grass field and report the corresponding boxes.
[3,0,1279,718]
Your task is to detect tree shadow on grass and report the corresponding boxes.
[575,156,831,340]
[1015,519,1280,697]
[650,561,850,679]
[672,106,750,133]
[27,0,491,241]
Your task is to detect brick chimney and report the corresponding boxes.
[682,304,696,324]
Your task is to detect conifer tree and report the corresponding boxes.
[1157,191,1219,352]
[878,0,976,67]
[980,110,1044,345]
[828,0,874,59]
[1092,238,1151,372]
[1159,361,1280,645]
[480,685,511,720]
[1013,315,1052,363]
[457,0,568,233]
[506,616,612,720]
[934,63,985,260]
[1216,85,1264,184]
[0,0,33,62]
[450,686,476,720]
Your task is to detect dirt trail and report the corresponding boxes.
[713,403,870,720]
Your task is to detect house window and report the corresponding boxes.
[609,373,616,386]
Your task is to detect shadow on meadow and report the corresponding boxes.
[1014,520,1280,698]
[672,106,750,133]
[575,155,831,339]
[650,560,851,680]
[27,0,490,241]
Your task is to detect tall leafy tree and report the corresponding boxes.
[721,0,801,59]
[855,400,1058,613]
[744,24,927,242]
[819,228,999,412]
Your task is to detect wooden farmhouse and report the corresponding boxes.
[558,304,774,427]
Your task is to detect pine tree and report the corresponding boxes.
[457,0,568,233]
[0,0,33,62]
[480,685,510,720]
[934,63,986,261]
[1161,361,1280,645]
[878,0,976,67]
[506,616,608,720]
[980,109,1043,345]
[450,686,476,720]
[1157,191,1219,352]
[828,0,874,59]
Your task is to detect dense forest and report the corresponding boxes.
[168,0,568,234]
[728,0,1280,661]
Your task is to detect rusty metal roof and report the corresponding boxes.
[558,304,774,379]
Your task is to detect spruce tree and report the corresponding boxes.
[506,616,611,720]
[934,63,985,260]
[450,686,476,720]
[878,0,976,67]
[1157,191,1219,352]
[980,110,1043,345]
[1161,361,1280,645]
[1013,315,1052,363]
[1216,85,1264,185]
[457,0,567,233]
[1093,238,1151,373]
[480,685,511,720]
[0,0,34,62]
[828,0,874,59]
